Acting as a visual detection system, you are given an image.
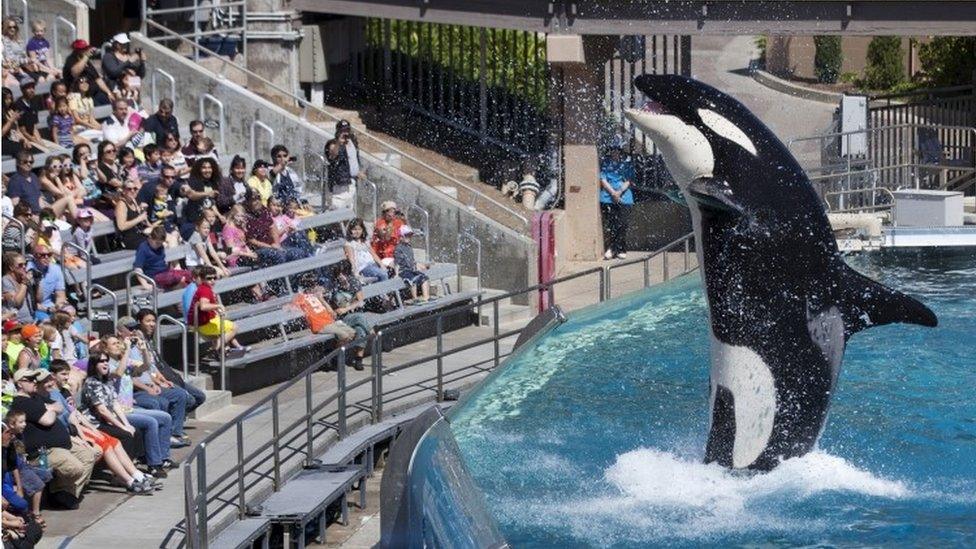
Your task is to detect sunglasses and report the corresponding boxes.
[14,262,26,268]
[49,164,62,170]
[5,25,18,31]
[18,159,33,165]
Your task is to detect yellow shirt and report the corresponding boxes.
[247,176,272,204]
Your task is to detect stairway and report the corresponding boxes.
[185,374,234,419]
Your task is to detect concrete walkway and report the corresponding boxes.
[690,35,836,166]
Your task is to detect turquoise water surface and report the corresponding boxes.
[450,250,976,547]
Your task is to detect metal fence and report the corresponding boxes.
[353,20,550,158]
[181,232,697,548]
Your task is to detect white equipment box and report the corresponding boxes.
[893,189,964,227]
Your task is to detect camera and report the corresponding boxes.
[129,337,139,345]
[135,47,142,54]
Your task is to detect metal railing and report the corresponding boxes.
[51,15,76,67]
[156,314,191,379]
[249,120,275,161]
[126,271,159,315]
[182,231,697,548]
[141,0,247,63]
[789,123,976,197]
[136,26,530,231]
[150,67,176,106]
[198,94,226,153]
[605,233,695,299]
[456,231,482,295]
[88,283,118,336]
[406,203,431,261]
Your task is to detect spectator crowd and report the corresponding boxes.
[2,28,448,545]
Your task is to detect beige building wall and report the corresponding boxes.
[766,36,924,82]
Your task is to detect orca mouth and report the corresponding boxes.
[640,100,671,116]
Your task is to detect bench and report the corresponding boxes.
[257,464,367,548]
[209,517,271,549]
[66,244,190,285]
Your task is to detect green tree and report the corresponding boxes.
[918,37,976,87]
[814,36,842,83]
[864,36,905,89]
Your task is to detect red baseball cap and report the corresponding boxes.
[71,39,91,51]
[2,319,23,334]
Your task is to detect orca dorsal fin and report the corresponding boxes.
[838,266,938,337]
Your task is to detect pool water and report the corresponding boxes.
[449,250,976,547]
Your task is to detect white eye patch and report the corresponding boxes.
[697,108,757,156]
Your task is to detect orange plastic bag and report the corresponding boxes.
[292,293,335,333]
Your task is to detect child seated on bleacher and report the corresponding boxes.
[393,226,431,304]
[187,266,248,359]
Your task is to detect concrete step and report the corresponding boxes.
[190,389,233,420]
[478,300,533,327]
[185,374,212,391]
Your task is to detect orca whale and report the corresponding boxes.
[623,75,937,472]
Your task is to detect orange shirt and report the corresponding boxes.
[371,217,404,259]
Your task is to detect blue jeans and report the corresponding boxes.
[134,386,189,436]
[127,409,173,466]
[183,383,207,412]
[359,262,389,281]
[256,246,305,267]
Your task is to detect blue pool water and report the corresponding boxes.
[449,250,976,547]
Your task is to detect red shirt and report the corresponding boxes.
[371,217,404,259]
[189,283,216,326]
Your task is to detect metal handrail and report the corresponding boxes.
[198,93,226,153]
[407,203,431,261]
[89,283,119,335]
[51,16,77,67]
[136,25,530,230]
[155,314,191,378]
[150,68,176,106]
[183,255,693,547]
[605,232,696,299]
[61,242,90,299]
[824,187,897,215]
[2,214,26,255]
[249,120,275,161]
[126,271,159,315]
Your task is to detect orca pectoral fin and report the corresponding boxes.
[839,266,938,337]
[687,178,745,215]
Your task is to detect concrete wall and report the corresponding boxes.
[767,36,922,82]
[132,33,537,293]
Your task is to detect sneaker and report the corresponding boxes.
[138,477,163,491]
[170,435,190,448]
[604,249,614,260]
[148,467,168,479]
[352,358,364,372]
[161,458,178,469]
[126,480,150,494]
[616,252,628,259]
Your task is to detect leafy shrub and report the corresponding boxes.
[918,37,976,87]
[814,36,842,83]
[864,37,905,89]
[839,72,859,84]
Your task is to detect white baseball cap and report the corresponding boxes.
[113,33,131,45]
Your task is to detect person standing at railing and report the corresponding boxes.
[325,121,359,210]
[599,144,635,261]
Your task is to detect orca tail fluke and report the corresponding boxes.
[839,266,938,337]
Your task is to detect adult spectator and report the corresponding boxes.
[325,124,357,209]
[344,218,388,281]
[62,39,113,104]
[244,194,303,268]
[182,119,219,163]
[137,163,178,207]
[2,253,33,323]
[599,145,635,260]
[141,99,179,146]
[96,140,126,198]
[133,226,192,290]
[12,77,55,153]
[81,350,173,478]
[336,119,363,181]
[217,155,250,213]
[101,99,142,149]
[2,87,30,156]
[118,316,191,447]
[371,201,405,267]
[101,33,146,91]
[1,17,28,71]
[9,369,98,509]
[115,178,151,250]
[67,77,103,141]
[27,244,65,320]
[269,144,304,202]
[2,202,37,255]
[247,159,272,205]
[160,133,191,179]
[134,308,207,413]
[180,157,220,240]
